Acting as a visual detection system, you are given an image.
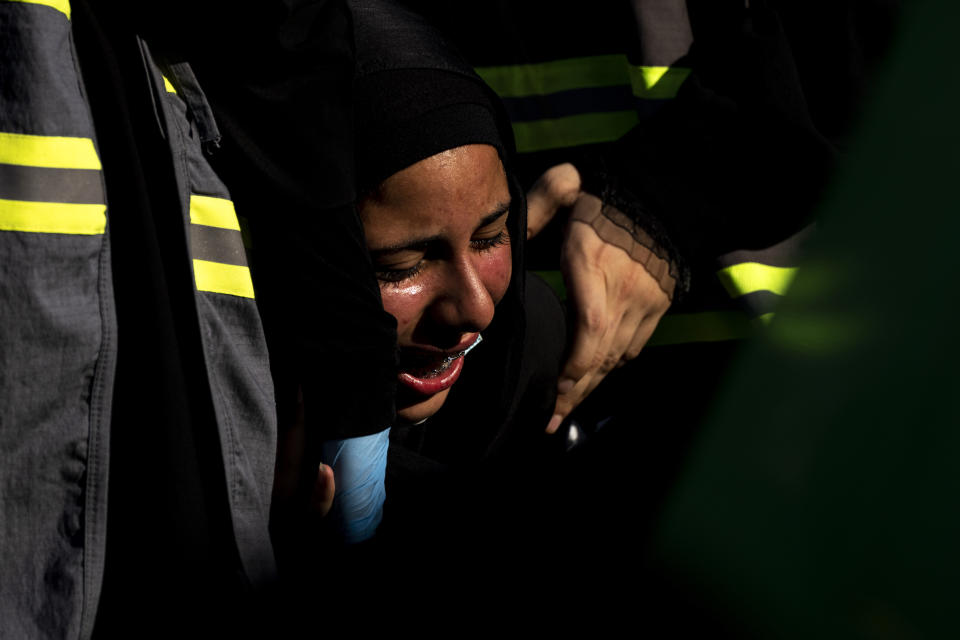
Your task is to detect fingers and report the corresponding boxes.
[547,282,619,434]
[624,310,663,363]
[526,185,556,240]
[546,225,611,433]
[310,462,336,518]
[549,297,664,429]
[525,163,581,239]
[549,310,637,433]
[559,260,610,387]
[547,309,665,434]
[545,216,675,434]
[548,374,592,433]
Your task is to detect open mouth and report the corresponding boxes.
[397,334,482,395]
[400,334,483,378]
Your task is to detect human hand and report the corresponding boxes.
[545,194,673,434]
[525,164,674,434]
[311,462,335,518]
[526,162,581,238]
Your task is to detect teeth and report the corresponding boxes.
[437,334,483,370]
[409,334,483,378]
[445,333,483,364]
[461,333,483,355]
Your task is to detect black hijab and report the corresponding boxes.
[351,0,536,467]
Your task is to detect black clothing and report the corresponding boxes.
[1,0,292,634]
[354,68,505,195]
[404,1,897,273]
[85,0,397,444]
[71,5,249,635]
[182,0,401,443]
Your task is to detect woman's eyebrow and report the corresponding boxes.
[474,201,511,231]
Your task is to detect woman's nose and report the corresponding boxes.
[429,256,496,334]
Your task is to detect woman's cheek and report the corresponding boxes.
[481,244,512,305]
[379,281,427,336]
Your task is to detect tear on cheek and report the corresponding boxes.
[379,287,425,331]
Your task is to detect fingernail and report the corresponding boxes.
[557,378,575,394]
[546,414,563,434]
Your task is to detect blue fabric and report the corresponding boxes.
[321,428,390,544]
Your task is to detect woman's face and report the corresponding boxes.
[358,144,513,424]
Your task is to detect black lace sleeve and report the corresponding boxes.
[572,1,848,300]
[578,162,688,299]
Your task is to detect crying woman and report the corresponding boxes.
[348,0,567,559]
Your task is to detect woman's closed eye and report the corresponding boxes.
[470,227,510,252]
[470,208,511,252]
[375,231,508,285]
[371,206,511,286]
[373,251,426,285]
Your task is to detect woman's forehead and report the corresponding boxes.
[360,144,509,238]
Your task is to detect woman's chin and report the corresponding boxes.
[396,387,451,425]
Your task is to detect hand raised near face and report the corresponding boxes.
[526,163,582,240]
[526,164,674,434]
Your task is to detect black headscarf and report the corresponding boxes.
[351,0,536,465]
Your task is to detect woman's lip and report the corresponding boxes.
[398,355,464,396]
[398,333,481,369]
[405,333,480,359]
[449,332,482,354]
[397,333,482,396]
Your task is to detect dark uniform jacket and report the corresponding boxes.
[0,1,281,635]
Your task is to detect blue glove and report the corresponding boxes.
[320,428,390,544]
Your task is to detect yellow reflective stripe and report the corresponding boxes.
[0,132,100,169]
[477,55,629,97]
[190,197,251,296]
[477,56,690,100]
[193,259,255,298]
[189,195,240,230]
[162,75,177,94]
[647,311,754,347]
[627,65,691,99]
[716,262,799,298]
[3,0,70,19]
[512,111,638,153]
[0,197,105,234]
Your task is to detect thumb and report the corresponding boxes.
[525,163,581,239]
[526,184,560,240]
[310,462,336,518]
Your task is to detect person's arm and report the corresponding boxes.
[534,0,841,428]
[525,164,672,433]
